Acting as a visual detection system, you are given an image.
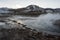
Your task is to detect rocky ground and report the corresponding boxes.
[0,18,60,40]
[0,26,60,40]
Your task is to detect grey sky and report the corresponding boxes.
[0,0,60,8]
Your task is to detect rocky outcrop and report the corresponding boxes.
[53,19,60,27]
[0,27,60,40]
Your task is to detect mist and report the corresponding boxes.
[24,13,60,35]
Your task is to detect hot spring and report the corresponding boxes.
[23,13,60,35]
[6,13,60,35]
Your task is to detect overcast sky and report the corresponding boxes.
[0,0,60,8]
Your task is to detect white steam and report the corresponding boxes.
[24,13,60,33]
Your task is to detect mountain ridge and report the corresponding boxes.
[0,5,60,15]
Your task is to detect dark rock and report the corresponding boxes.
[53,19,60,27]
[12,20,17,23]
[0,28,59,40]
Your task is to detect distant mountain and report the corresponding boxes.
[0,5,60,15]
[54,8,60,13]
[0,7,14,13]
[45,8,60,13]
[26,5,44,11]
[16,5,43,11]
[44,8,54,13]
[15,5,45,15]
